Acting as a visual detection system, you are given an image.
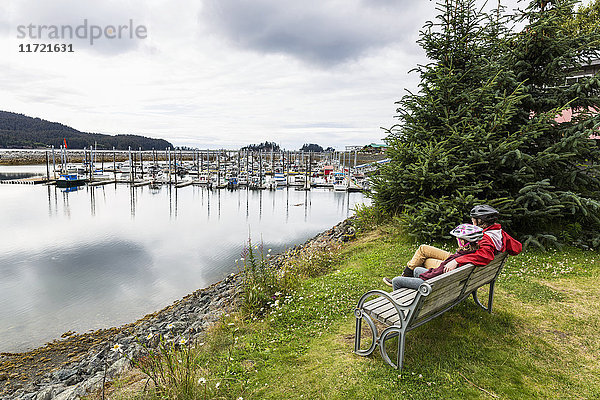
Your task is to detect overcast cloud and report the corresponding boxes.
[200,0,427,66]
[0,0,540,150]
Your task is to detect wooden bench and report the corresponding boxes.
[354,252,509,370]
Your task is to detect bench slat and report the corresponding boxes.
[462,254,507,293]
[415,280,468,317]
[426,264,475,287]
[364,291,417,320]
[462,268,500,293]
[375,296,418,324]
[363,288,416,311]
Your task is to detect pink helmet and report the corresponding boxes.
[450,223,484,243]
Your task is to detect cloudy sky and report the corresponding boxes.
[2,0,529,150]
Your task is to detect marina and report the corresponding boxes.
[0,166,370,353]
[0,148,382,192]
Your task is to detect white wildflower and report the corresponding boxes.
[198,377,206,384]
[111,343,122,352]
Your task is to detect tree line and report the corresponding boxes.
[0,111,173,150]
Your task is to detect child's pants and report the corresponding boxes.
[407,244,451,270]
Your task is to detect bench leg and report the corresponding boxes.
[472,281,496,314]
[354,310,378,356]
[378,326,405,370]
[397,331,406,371]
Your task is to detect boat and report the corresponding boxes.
[196,173,210,185]
[274,173,287,186]
[227,176,239,189]
[56,173,86,188]
[238,174,249,186]
[333,182,348,191]
[249,175,265,190]
[347,179,363,192]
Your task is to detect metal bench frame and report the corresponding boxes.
[354,252,508,370]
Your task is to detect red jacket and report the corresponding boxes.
[454,223,522,267]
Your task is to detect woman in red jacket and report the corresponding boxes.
[387,205,522,282]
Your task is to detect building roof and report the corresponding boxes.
[366,143,388,148]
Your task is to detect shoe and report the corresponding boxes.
[383,277,393,287]
[402,267,414,277]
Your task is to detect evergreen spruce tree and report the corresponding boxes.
[372,0,600,248]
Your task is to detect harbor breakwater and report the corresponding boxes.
[0,149,141,166]
[0,219,357,400]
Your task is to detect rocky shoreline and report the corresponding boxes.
[0,150,92,166]
[0,219,356,400]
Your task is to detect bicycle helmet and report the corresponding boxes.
[469,204,499,222]
[450,223,484,243]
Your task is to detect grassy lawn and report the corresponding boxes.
[93,225,600,400]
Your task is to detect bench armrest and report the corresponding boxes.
[355,284,432,328]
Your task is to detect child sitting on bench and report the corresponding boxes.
[383,223,484,290]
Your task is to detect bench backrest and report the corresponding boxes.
[411,252,508,325]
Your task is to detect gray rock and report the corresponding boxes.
[34,384,63,400]
[106,358,129,380]
[52,369,77,382]
[52,386,76,400]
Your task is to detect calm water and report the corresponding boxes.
[0,166,369,352]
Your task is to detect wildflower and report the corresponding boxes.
[228,323,235,326]
[198,342,205,346]
[179,338,187,346]
[198,377,206,384]
[237,397,244,400]
[274,291,282,296]
[111,343,122,352]
[146,332,154,340]
[216,382,221,389]
[167,323,174,330]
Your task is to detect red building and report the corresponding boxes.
[557,59,600,142]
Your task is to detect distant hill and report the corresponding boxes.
[0,111,173,150]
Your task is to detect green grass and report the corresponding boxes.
[91,226,600,400]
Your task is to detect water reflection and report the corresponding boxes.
[0,183,368,352]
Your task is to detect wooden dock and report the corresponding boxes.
[175,181,194,188]
[133,180,153,187]
[89,180,117,187]
[0,177,49,185]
